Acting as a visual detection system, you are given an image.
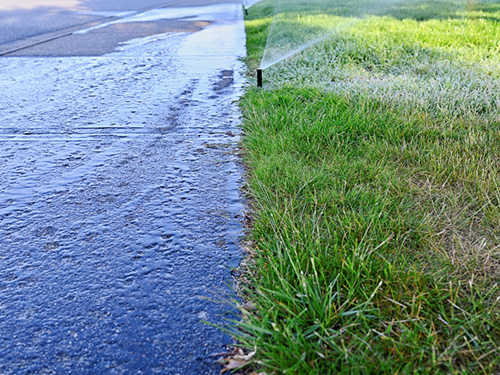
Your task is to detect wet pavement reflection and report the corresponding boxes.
[0,3,245,374]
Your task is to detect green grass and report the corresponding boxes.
[232,0,500,373]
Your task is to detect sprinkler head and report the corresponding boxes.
[257,69,263,88]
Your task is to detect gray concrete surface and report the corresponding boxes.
[0,1,176,46]
[0,0,245,55]
[0,1,246,373]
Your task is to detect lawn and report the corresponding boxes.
[231,0,500,373]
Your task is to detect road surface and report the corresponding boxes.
[0,1,246,373]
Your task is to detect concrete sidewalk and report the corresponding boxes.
[0,1,246,373]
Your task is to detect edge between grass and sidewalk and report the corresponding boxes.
[222,1,500,373]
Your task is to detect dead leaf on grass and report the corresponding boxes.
[219,347,256,373]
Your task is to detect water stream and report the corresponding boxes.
[259,0,470,71]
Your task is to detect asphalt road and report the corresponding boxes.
[0,1,246,373]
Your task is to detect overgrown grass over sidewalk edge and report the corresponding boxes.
[227,1,500,373]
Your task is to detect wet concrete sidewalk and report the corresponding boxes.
[0,2,245,373]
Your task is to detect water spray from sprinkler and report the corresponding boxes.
[256,0,426,88]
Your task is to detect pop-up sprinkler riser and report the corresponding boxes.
[257,68,263,87]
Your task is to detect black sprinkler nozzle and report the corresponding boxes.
[257,68,263,88]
